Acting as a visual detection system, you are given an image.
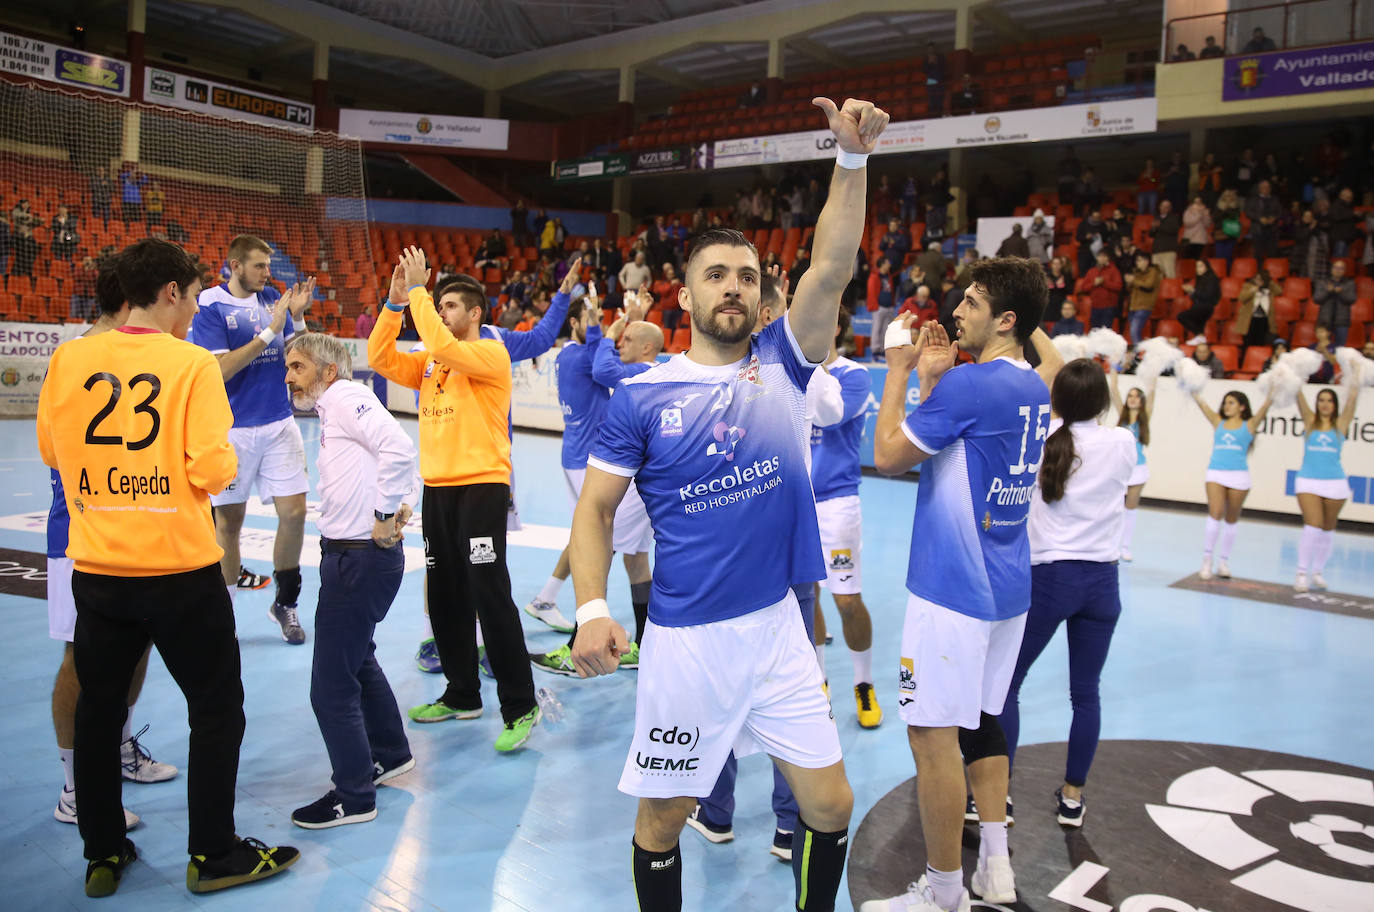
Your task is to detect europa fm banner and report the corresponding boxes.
[0,29,128,97]
[143,67,314,130]
[1224,40,1374,102]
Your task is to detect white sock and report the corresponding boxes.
[1202,516,1221,558]
[1120,508,1137,548]
[536,575,564,604]
[814,643,826,678]
[925,865,964,911]
[1314,529,1336,573]
[979,820,1008,864]
[421,613,433,638]
[1298,524,1320,573]
[1218,521,1239,561]
[121,712,132,744]
[850,648,873,686]
[475,620,485,648]
[59,747,75,791]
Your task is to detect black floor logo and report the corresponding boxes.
[848,741,1374,912]
[0,546,47,600]
[1170,573,1374,621]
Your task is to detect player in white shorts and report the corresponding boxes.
[866,258,1058,912]
[528,289,657,676]
[808,306,883,728]
[568,96,887,912]
[46,258,176,832]
[191,234,315,644]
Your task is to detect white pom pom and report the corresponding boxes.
[1086,328,1128,367]
[1333,347,1371,389]
[1256,362,1303,409]
[1279,347,1323,379]
[1052,333,1090,362]
[1133,335,1183,385]
[1175,357,1212,394]
[1363,359,1374,388]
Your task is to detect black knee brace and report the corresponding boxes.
[958,712,1008,763]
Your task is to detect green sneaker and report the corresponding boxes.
[530,643,578,676]
[618,641,640,669]
[85,838,137,897]
[407,700,483,723]
[494,707,541,752]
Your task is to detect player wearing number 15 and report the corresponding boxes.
[36,238,299,897]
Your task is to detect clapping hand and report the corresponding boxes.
[399,246,431,292]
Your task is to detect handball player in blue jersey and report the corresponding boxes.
[866,259,1054,912]
[191,235,315,644]
[568,97,889,912]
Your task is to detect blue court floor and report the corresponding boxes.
[1,415,1371,911]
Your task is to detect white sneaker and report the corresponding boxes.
[54,786,140,830]
[1199,556,1213,581]
[860,877,971,912]
[1216,559,1231,579]
[683,804,734,844]
[1312,572,1327,590]
[971,855,1017,904]
[1294,572,1309,593]
[1120,546,1132,562]
[523,598,575,633]
[121,726,178,783]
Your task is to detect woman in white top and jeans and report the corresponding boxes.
[998,359,1136,829]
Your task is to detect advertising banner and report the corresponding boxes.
[1222,40,1374,101]
[553,154,630,183]
[338,108,509,150]
[629,146,694,175]
[143,67,314,130]
[0,30,128,97]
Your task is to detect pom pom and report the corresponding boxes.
[1134,336,1183,385]
[1174,357,1212,394]
[1334,347,1373,388]
[1052,333,1090,362]
[1256,362,1303,409]
[1279,347,1323,380]
[1086,328,1128,368]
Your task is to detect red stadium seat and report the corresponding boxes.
[1263,258,1289,281]
[1212,344,1240,375]
[1290,322,1317,348]
[1230,258,1257,280]
[1283,277,1311,301]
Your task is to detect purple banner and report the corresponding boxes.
[1222,40,1374,101]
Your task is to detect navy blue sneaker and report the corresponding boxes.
[770,828,793,862]
[478,644,494,678]
[415,638,442,674]
[1056,788,1084,827]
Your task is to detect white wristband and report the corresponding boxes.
[257,327,277,347]
[576,598,611,626]
[836,149,869,170]
[885,319,915,352]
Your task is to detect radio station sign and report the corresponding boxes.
[143,67,313,130]
[0,29,128,97]
[1223,40,1374,101]
[338,108,509,150]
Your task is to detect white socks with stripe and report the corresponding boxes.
[1202,516,1221,558]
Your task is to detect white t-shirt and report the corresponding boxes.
[1028,419,1137,565]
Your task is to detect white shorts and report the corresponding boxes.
[211,416,309,507]
[1205,469,1251,492]
[618,592,842,798]
[898,593,1028,729]
[1128,462,1150,487]
[1295,476,1352,500]
[563,467,654,554]
[48,556,75,642]
[816,495,863,595]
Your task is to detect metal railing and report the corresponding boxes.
[1164,0,1368,63]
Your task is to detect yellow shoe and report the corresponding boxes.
[854,682,882,729]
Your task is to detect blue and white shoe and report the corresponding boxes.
[1056,787,1084,827]
[415,638,442,674]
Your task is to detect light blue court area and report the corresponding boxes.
[0,415,1371,911]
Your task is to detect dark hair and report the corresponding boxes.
[96,254,125,316]
[966,257,1048,343]
[1221,390,1253,421]
[115,238,198,308]
[684,227,757,275]
[1116,387,1150,445]
[1313,387,1340,430]
[761,273,786,312]
[434,274,488,317]
[1040,359,1110,503]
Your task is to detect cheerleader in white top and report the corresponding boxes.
[1108,367,1152,561]
[1190,388,1274,581]
[1292,373,1361,592]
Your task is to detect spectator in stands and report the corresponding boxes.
[1191,340,1227,378]
[914,241,947,287]
[0,213,9,275]
[868,259,896,361]
[67,256,98,320]
[953,247,978,291]
[1179,257,1221,338]
[897,262,926,301]
[1246,180,1282,261]
[9,205,38,277]
[118,164,147,223]
[618,250,652,295]
[1057,147,1081,203]
[1363,339,1374,360]
[531,207,549,240]
[1137,157,1161,215]
[1329,186,1356,258]
[475,230,508,271]
[1051,299,1085,337]
[997,223,1031,258]
[498,297,523,331]
[872,175,895,225]
[90,164,113,228]
[952,73,979,115]
[1315,260,1357,347]
[925,43,946,115]
[145,181,165,226]
[515,304,540,333]
[1233,148,1260,200]
[1076,168,1104,217]
[1163,152,1189,213]
[1233,271,1283,347]
[1362,211,1374,277]
[502,271,529,307]
[1199,36,1224,58]
[1309,198,1334,281]
[873,216,908,271]
[1262,338,1289,372]
[539,217,558,257]
[898,284,934,319]
[354,302,376,340]
[1195,152,1224,208]
[1173,44,1196,61]
[900,175,920,225]
[1309,325,1338,383]
[1213,188,1243,264]
[1289,208,1317,277]
[1182,196,1213,260]
[1047,256,1072,312]
[652,263,685,331]
[1076,210,1109,275]
[1243,27,1277,53]
[1149,198,1182,278]
[1126,251,1161,345]
[50,204,79,261]
[1259,152,1285,196]
[511,200,530,248]
[1027,210,1054,263]
[1085,248,1123,329]
[739,81,765,108]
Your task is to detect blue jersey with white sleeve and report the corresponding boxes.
[901,358,1050,621]
[809,357,870,502]
[589,315,825,627]
[556,324,606,470]
[1207,423,1253,471]
[47,469,69,559]
[488,290,571,362]
[1298,429,1345,479]
[190,284,293,428]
